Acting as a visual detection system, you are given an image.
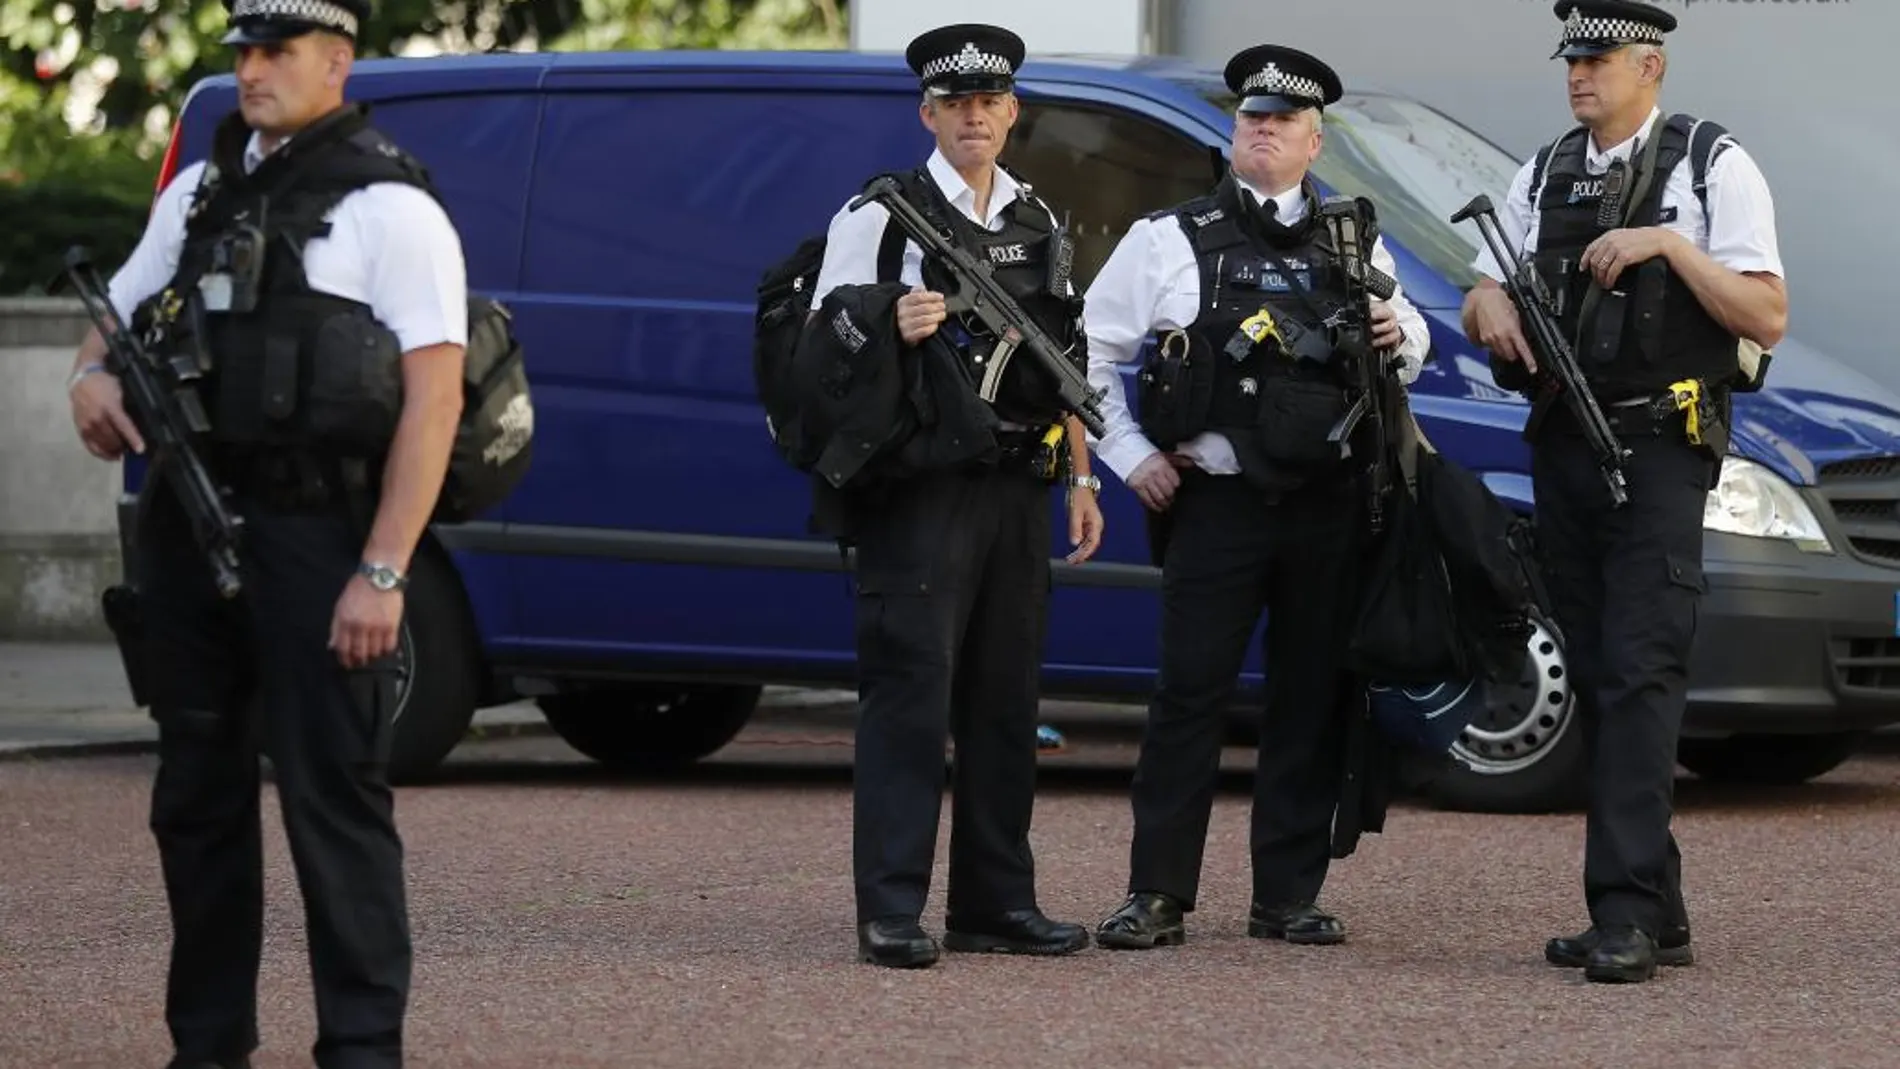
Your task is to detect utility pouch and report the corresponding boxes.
[1136,329,1208,450]
[1256,375,1350,469]
[306,311,403,454]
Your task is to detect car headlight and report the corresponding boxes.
[1703,456,1833,552]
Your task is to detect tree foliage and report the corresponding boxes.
[0,0,845,291]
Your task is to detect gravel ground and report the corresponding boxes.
[2,710,1897,1069]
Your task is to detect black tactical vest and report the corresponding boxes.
[1531,114,1737,403]
[897,167,1087,427]
[1136,174,1358,491]
[141,104,419,464]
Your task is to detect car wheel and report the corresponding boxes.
[1676,732,1865,785]
[1428,612,1587,813]
[385,546,483,785]
[537,683,763,771]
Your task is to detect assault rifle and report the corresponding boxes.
[50,246,246,598]
[847,175,1110,439]
[1451,195,1630,508]
[1319,195,1401,533]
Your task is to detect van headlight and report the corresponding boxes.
[1703,456,1833,553]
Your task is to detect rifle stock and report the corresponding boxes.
[50,246,247,597]
[848,175,1110,439]
[1449,195,1631,508]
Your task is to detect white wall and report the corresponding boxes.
[850,0,1155,55]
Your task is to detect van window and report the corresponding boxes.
[1002,100,1218,290]
[521,90,931,301]
[350,93,541,292]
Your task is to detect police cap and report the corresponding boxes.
[222,0,369,46]
[1222,44,1343,116]
[1550,0,1677,60]
[905,23,1025,99]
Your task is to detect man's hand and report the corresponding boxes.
[1463,284,1537,374]
[1369,301,1404,350]
[330,574,403,670]
[1580,226,1674,289]
[1066,487,1103,564]
[70,371,145,461]
[896,287,947,345]
[1126,451,1195,513]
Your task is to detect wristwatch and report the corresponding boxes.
[358,561,408,592]
[1066,474,1102,493]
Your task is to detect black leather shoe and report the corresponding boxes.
[945,908,1088,956]
[1094,891,1187,950]
[1583,925,1657,984]
[1247,901,1346,945]
[857,917,940,968]
[1546,923,1693,968]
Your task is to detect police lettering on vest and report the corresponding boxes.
[141,103,533,523]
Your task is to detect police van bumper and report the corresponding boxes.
[1686,526,1900,735]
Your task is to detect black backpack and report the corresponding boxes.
[751,184,908,473]
[205,109,536,525]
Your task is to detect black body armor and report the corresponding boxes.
[896,167,1089,428]
[137,104,421,473]
[1529,114,1739,404]
[1136,174,1360,494]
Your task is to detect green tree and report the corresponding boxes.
[0,0,846,292]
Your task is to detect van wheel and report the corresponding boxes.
[386,547,483,785]
[537,684,762,771]
[1677,732,1865,785]
[1428,612,1587,813]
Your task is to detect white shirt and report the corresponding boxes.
[1083,175,1432,483]
[811,147,1061,305]
[107,130,469,353]
[1473,107,1784,283]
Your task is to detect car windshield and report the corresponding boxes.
[1175,83,1525,290]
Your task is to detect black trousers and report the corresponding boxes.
[850,466,1051,925]
[136,474,410,1069]
[1531,413,1711,936]
[1126,471,1367,910]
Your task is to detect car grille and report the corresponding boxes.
[1833,637,1900,691]
[1816,458,1900,568]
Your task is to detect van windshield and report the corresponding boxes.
[1175,83,1526,290]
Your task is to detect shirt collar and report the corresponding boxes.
[1586,106,1663,172]
[926,147,1022,228]
[1233,174,1308,227]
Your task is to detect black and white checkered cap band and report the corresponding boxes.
[1240,62,1323,103]
[230,0,359,36]
[1561,10,1665,46]
[919,42,1015,82]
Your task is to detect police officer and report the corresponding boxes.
[1085,44,1429,950]
[808,22,1102,969]
[1460,0,1786,983]
[65,0,468,1063]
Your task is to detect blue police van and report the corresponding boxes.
[129,47,1900,812]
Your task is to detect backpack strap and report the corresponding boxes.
[1681,115,1734,220]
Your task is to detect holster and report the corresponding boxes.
[100,584,153,708]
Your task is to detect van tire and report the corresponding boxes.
[1427,611,1588,814]
[1676,732,1864,785]
[386,546,484,785]
[537,684,762,771]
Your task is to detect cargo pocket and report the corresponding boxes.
[854,566,942,674]
[1663,552,1708,645]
